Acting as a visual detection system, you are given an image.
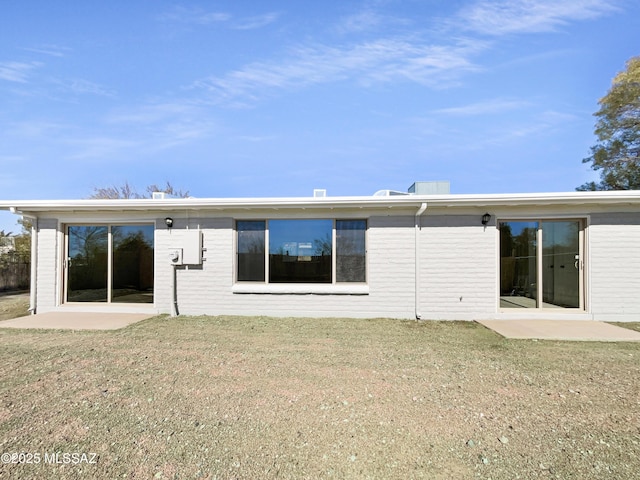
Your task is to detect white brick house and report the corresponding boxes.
[2,188,640,322]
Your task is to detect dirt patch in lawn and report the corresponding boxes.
[0,316,639,479]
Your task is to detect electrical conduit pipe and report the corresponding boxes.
[415,203,427,320]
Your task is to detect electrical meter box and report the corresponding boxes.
[182,230,203,265]
[169,248,183,265]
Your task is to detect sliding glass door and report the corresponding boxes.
[66,224,154,304]
[500,220,584,310]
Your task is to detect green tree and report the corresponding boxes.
[578,56,640,191]
[0,221,31,262]
[90,181,190,199]
[14,218,32,260]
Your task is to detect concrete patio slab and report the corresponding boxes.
[477,320,640,342]
[0,312,156,331]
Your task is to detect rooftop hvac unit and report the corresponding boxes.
[408,181,451,195]
[313,189,327,198]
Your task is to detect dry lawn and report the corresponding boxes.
[0,291,29,321]
[0,314,639,479]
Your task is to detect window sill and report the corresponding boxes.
[232,283,369,295]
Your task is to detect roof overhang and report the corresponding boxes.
[1,191,640,217]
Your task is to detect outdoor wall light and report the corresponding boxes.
[165,217,174,228]
[481,213,491,226]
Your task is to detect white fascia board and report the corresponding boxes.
[2,190,640,215]
[0,196,425,214]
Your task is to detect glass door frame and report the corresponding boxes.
[498,217,586,311]
[63,223,155,305]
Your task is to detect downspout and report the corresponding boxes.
[29,218,37,314]
[10,209,37,315]
[415,203,427,320]
[170,264,178,317]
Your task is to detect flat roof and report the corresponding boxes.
[1,190,640,215]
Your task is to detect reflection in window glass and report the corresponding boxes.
[112,225,154,303]
[499,221,538,308]
[269,220,332,283]
[336,220,366,282]
[67,226,108,302]
[542,221,580,308]
[237,221,266,281]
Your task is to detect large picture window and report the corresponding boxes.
[236,219,366,284]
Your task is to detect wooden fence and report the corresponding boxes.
[0,254,30,291]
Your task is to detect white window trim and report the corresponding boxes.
[232,283,369,295]
[234,218,368,291]
[496,216,587,313]
[62,222,156,306]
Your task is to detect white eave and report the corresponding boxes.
[1,190,640,216]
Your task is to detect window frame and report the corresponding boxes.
[498,217,586,311]
[234,218,368,294]
[63,223,155,305]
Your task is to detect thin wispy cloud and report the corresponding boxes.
[52,78,116,97]
[157,6,231,25]
[234,12,281,30]
[4,120,69,138]
[192,38,483,105]
[457,109,579,150]
[0,61,42,83]
[106,103,203,125]
[235,135,277,143]
[22,44,70,57]
[456,0,618,36]
[157,6,279,30]
[434,99,531,116]
[105,102,218,149]
[335,10,385,34]
[334,7,412,36]
[65,136,139,161]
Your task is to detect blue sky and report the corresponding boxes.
[1,0,638,232]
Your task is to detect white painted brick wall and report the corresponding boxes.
[35,219,59,311]
[418,216,497,320]
[32,210,640,321]
[156,215,496,320]
[589,213,640,321]
[156,215,418,319]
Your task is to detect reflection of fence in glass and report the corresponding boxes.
[237,221,266,282]
[68,226,108,301]
[67,225,154,303]
[337,220,366,282]
[112,226,154,303]
[500,256,537,299]
[542,252,579,308]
